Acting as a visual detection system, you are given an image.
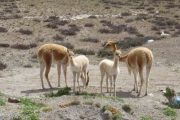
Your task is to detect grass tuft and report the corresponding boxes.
[140,115,153,120]
[163,107,176,119]
[45,87,71,97]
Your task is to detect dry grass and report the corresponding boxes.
[0,61,7,70]
[17,28,33,35]
[0,27,8,32]
[11,43,37,50]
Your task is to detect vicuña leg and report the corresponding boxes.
[100,72,105,94]
[57,63,61,87]
[109,76,112,96]
[105,74,109,93]
[77,73,80,92]
[73,72,76,92]
[132,70,138,93]
[138,68,144,96]
[40,62,45,89]
[45,61,52,88]
[113,75,117,97]
[62,64,68,87]
[145,64,152,96]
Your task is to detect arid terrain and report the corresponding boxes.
[0,0,180,120]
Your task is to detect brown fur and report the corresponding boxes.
[37,44,70,89]
[105,41,153,96]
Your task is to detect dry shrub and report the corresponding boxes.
[80,38,99,43]
[121,12,132,16]
[84,23,94,27]
[0,43,9,47]
[0,62,7,70]
[88,15,97,19]
[97,49,112,58]
[11,43,37,50]
[46,23,58,29]
[60,24,80,36]
[75,49,95,55]
[17,28,33,35]
[53,34,64,41]
[58,42,74,49]
[0,27,8,32]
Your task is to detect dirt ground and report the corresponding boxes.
[0,0,180,120]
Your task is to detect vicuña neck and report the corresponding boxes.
[70,57,76,66]
[113,56,119,68]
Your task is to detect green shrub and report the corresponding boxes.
[45,87,71,97]
[140,115,153,120]
[163,107,176,117]
[0,98,5,106]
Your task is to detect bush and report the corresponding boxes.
[117,36,157,49]
[88,15,97,19]
[60,24,80,36]
[58,42,74,49]
[97,49,112,57]
[121,12,132,16]
[0,62,7,70]
[98,28,111,33]
[11,43,37,50]
[126,26,139,34]
[0,27,8,32]
[53,34,64,41]
[140,115,153,120]
[0,43,9,47]
[84,23,94,27]
[80,38,99,43]
[163,87,175,105]
[17,28,33,35]
[75,49,95,55]
[46,23,58,29]
[163,107,176,118]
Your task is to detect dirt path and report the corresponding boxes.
[0,63,180,120]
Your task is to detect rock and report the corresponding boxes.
[8,98,20,103]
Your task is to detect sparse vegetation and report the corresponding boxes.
[53,34,64,41]
[80,38,99,43]
[117,36,159,49]
[163,107,176,119]
[11,43,37,50]
[0,61,7,70]
[75,49,95,55]
[58,42,74,49]
[60,25,80,36]
[45,87,71,97]
[121,12,131,16]
[97,48,112,57]
[0,43,9,47]
[84,23,94,27]
[17,28,33,35]
[0,27,8,32]
[140,115,153,120]
[20,98,45,120]
[163,87,176,105]
[0,98,6,106]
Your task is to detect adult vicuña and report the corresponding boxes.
[37,43,73,89]
[99,50,121,97]
[105,41,153,96]
[68,51,90,92]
